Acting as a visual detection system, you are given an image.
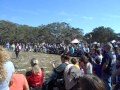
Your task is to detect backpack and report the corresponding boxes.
[54,63,68,89]
[44,63,68,90]
[64,64,82,90]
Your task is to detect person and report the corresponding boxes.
[101,43,113,90]
[15,43,20,59]
[26,58,44,90]
[64,63,82,90]
[95,49,103,64]
[0,46,15,90]
[94,57,102,78]
[112,54,120,90]
[9,73,29,90]
[71,58,80,69]
[79,55,93,75]
[69,46,75,56]
[45,54,70,90]
[71,75,106,90]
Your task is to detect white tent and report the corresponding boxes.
[93,41,97,44]
[111,40,116,43]
[71,39,80,43]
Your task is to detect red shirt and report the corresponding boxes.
[26,70,44,87]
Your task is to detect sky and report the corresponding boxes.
[0,0,120,34]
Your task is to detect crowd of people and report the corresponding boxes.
[0,40,120,90]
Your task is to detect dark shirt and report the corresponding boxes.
[101,51,112,75]
[94,64,101,78]
[54,63,68,79]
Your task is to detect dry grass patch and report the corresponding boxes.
[10,52,61,79]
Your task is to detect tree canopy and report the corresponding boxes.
[0,20,83,44]
[84,26,118,43]
[0,20,119,44]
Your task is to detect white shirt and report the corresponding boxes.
[86,62,93,74]
[0,61,15,90]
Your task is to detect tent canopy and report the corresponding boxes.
[93,41,97,44]
[71,39,80,43]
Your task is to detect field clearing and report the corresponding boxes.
[10,51,62,79]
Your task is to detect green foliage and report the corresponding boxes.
[84,26,117,43]
[0,20,83,44]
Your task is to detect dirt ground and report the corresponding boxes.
[10,51,62,79]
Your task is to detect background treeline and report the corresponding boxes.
[0,20,120,44]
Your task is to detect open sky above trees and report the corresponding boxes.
[0,0,120,34]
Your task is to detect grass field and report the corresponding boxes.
[10,51,62,79]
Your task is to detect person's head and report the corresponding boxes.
[30,58,38,67]
[71,58,77,65]
[85,53,93,63]
[0,46,10,63]
[30,58,40,74]
[96,49,101,55]
[79,55,89,65]
[0,46,10,82]
[73,75,106,90]
[103,43,113,52]
[61,54,70,63]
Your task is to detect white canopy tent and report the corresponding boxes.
[111,40,116,43]
[93,41,97,44]
[71,38,80,44]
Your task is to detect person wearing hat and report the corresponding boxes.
[26,58,44,90]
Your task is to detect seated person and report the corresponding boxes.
[10,73,29,90]
[26,58,44,89]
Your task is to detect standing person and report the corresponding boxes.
[10,73,29,90]
[64,63,82,90]
[79,55,93,75]
[11,43,15,52]
[112,55,120,90]
[15,43,20,59]
[6,41,10,51]
[94,57,102,78]
[71,58,80,69]
[95,49,103,64]
[101,43,113,90]
[0,46,15,90]
[69,46,75,56]
[26,58,44,90]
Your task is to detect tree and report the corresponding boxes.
[85,26,117,43]
[116,33,120,40]
[0,20,83,44]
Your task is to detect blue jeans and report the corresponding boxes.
[102,72,112,90]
